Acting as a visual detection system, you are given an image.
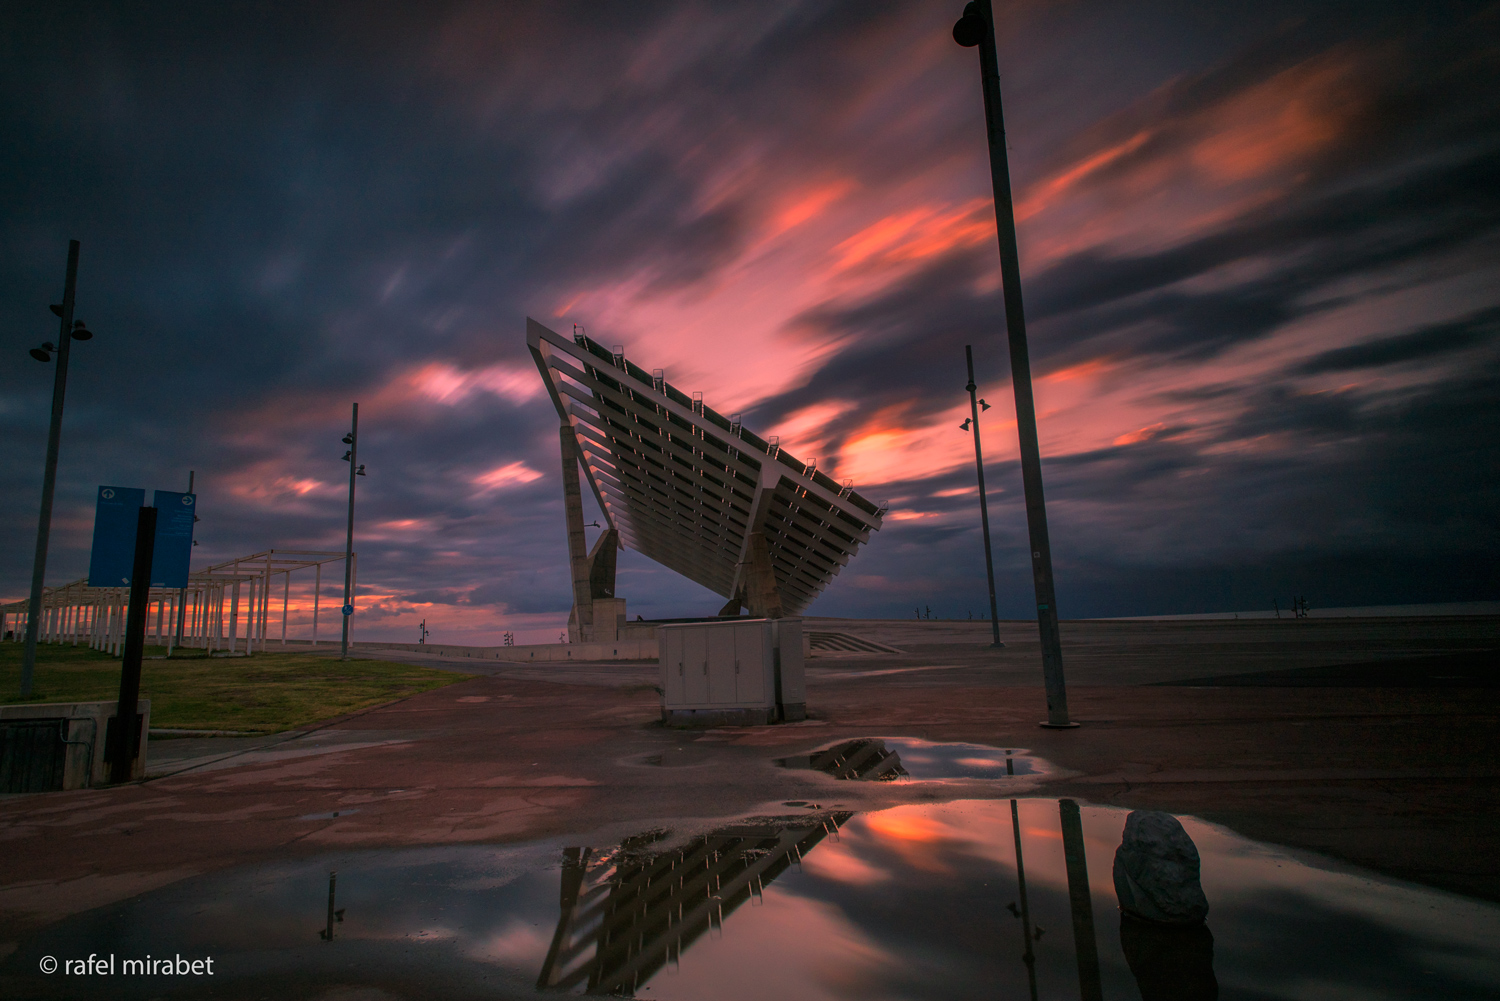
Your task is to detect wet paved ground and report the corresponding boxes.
[1,615,1496,998]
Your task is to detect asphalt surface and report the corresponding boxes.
[2,614,1496,953]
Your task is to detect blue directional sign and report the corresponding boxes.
[88,486,146,586]
[150,491,196,588]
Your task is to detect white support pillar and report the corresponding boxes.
[263,553,273,653]
[229,581,240,655]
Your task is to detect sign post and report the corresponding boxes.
[110,506,156,784]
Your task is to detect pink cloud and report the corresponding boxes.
[472,461,544,493]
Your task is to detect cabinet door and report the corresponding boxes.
[707,627,737,704]
[682,628,709,705]
[662,630,685,705]
[734,623,767,704]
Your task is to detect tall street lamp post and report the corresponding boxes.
[960,345,1004,648]
[21,240,94,697]
[340,403,365,660]
[954,1,1076,727]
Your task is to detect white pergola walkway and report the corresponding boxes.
[2,549,352,656]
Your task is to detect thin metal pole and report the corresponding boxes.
[962,0,1073,726]
[312,562,320,646]
[21,240,80,697]
[172,471,194,652]
[966,345,1003,647]
[341,403,358,661]
[281,571,289,648]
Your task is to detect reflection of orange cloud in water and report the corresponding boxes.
[800,843,893,886]
[865,811,946,843]
[861,806,957,875]
[664,891,897,1001]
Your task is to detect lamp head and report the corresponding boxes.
[953,2,984,47]
[342,433,354,444]
[30,346,52,362]
[342,451,352,461]
[980,399,991,411]
[960,418,972,431]
[49,303,64,317]
[71,321,92,340]
[356,464,366,476]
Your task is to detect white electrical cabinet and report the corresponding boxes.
[659,618,804,725]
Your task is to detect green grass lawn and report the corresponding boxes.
[0,643,467,733]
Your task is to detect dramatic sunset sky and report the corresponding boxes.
[3,1,1497,644]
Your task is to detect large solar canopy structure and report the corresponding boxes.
[528,319,884,634]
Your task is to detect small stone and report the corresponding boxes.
[1113,810,1210,924]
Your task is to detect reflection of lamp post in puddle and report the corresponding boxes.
[1007,798,1039,1001]
[319,870,345,941]
[1060,799,1104,1001]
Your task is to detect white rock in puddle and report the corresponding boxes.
[1113,810,1210,924]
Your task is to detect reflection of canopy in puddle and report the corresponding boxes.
[536,813,853,995]
[777,738,910,780]
[776,737,1042,780]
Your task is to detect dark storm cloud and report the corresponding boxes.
[2,0,1497,638]
[1293,305,1500,374]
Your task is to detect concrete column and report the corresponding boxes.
[560,424,594,642]
[744,533,784,619]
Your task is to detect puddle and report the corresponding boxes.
[8,801,1500,1000]
[776,737,1043,780]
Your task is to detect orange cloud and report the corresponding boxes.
[1113,422,1168,446]
[767,178,857,239]
[887,509,939,521]
[831,199,994,275]
[772,399,859,462]
[410,361,542,406]
[1040,358,1113,384]
[1016,48,1372,263]
[1190,54,1359,184]
[1015,130,1152,221]
[834,402,982,488]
